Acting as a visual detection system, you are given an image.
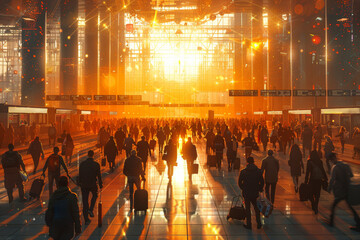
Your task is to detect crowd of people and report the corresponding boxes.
[1,117,360,239]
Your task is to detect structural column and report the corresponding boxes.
[21,0,47,106]
[60,0,78,96]
[84,0,98,95]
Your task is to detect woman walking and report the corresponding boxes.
[288,144,304,193]
[305,150,328,215]
[63,134,74,166]
[335,126,346,154]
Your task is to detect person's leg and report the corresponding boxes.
[48,173,54,196]
[81,188,90,221]
[6,188,14,203]
[128,180,135,210]
[341,140,345,154]
[251,198,262,227]
[345,199,360,227]
[329,197,342,225]
[271,182,277,204]
[313,181,321,214]
[89,188,98,212]
[244,198,252,227]
[265,182,270,201]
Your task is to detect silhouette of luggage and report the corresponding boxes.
[348,183,360,206]
[227,196,246,221]
[134,181,148,212]
[299,183,310,201]
[257,195,273,218]
[207,155,217,167]
[29,177,45,199]
[234,157,240,170]
[192,163,199,174]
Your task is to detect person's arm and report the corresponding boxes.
[260,160,265,175]
[18,153,26,172]
[238,171,244,190]
[59,156,69,175]
[70,195,82,235]
[42,158,49,176]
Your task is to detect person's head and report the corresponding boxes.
[110,136,114,140]
[188,137,192,143]
[310,150,321,162]
[141,136,145,140]
[35,136,39,141]
[53,147,60,154]
[8,144,14,151]
[247,156,254,164]
[290,144,300,153]
[58,176,69,188]
[328,152,338,164]
[247,133,251,137]
[128,134,131,138]
[88,150,94,158]
[268,150,274,156]
[131,150,137,156]
[217,131,221,135]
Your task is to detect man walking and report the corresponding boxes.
[1,144,27,203]
[123,150,145,211]
[261,150,279,204]
[137,136,151,172]
[213,131,225,171]
[238,156,264,230]
[45,176,81,239]
[182,137,198,182]
[325,153,360,231]
[124,134,136,158]
[242,133,254,160]
[104,136,118,172]
[42,147,69,196]
[27,136,44,174]
[79,150,103,225]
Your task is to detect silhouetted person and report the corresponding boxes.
[288,144,304,193]
[1,144,27,203]
[261,150,279,204]
[137,136,151,173]
[242,133,254,160]
[214,131,225,171]
[182,137,198,182]
[42,147,69,196]
[104,136,118,171]
[45,176,81,239]
[124,134,136,158]
[79,150,103,225]
[27,136,44,174]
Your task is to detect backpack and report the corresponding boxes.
[48,155,60,172]
[311,161,323,180]
[53,195,72,221]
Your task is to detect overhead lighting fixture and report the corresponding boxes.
[337,18,348,22]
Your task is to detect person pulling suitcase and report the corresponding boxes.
[123,150,145,212]
[42,147,69,196]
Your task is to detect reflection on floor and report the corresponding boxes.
[1,136,360,240]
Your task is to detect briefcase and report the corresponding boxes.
[192,163,199,174]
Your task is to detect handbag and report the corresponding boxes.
[20,170,28,182]
[227,196,246,221]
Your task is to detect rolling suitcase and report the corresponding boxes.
[347,183,360,206]
[29,177,45,199]
[233,157,240,170]
[299,183,310,201]
[227,196,246,221]
[134,181,148,212]
[207,155,217,168]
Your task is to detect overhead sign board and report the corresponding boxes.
[328,90,351,97]
[46,95,92,101]
[117,95,142,101]
[229,90,258,96]
[293,90,326,97]
[261,90,291,97]
[94,95,116,101]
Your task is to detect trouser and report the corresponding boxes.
[49,136,56,146]
[303,145,311,158]
[216,152,222,170]
[125,148,131,158]
[330,196,360,227]
[244,197,261,227]
[6,180,25,203]
[186,160,193,181]
[292,176,299,190]
[128,176,140,209]
[245,147,252,160]
[108,158,115,170]
[48,172,60,196]
[340,140,345,153]
[142,159,148,173]
[32,154,40,173]
[227,152,235,169]
[313,140,321,152]
[167,163,174,180]
[309,180,322,213]
[159,142,164,154]
[81,187,98,221]
[265,182,277,204]
[262,142,267,152]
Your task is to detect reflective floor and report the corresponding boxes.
[1,134,360,239]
